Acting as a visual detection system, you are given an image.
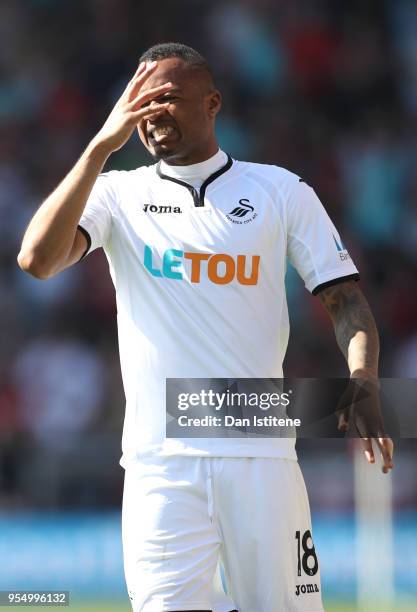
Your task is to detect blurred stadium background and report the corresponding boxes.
[1,0,417,610]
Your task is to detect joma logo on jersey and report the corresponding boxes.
[143,203,182,213]
[295,583,320,596]
[144,245,260,285]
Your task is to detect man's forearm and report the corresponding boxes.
[17,139,110,279]
[318,282,380,377]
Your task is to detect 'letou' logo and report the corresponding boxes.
[333,235,351,261]
[227,198,257,225]
[144,245,260,285]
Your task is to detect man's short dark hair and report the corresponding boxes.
[139,42,214,83]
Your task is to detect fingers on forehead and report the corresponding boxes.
[132,61,149,82]
[132,61,158,86]
[142,82,173,96]
[131,84,172,109]
[127,64,161,99]
[134,62,146,77]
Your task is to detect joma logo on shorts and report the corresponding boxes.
[143,203,182,213]
[295,583,320,596]
[144,245,260,285]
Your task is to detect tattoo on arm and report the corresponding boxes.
[318,281,379,375]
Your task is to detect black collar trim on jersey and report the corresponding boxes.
[156,154,233,207]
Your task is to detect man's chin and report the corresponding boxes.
[149,143,185,163]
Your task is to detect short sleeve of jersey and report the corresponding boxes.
[286,178,359,294]
[78,172,116,257]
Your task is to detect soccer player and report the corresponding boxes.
[18,43,394,612]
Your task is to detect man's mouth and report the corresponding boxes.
[148,125,178,144]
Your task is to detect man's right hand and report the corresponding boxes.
[18,60,173,280]
[92,60,173,155]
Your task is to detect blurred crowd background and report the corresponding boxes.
[1,0,417,568]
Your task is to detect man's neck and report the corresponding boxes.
[161,140,220,166]
[159,149,227,188]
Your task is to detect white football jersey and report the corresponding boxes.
[78,150,359,466]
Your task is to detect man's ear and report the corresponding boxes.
[207,90,222,117]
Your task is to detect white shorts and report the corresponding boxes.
[122,456,324,612]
